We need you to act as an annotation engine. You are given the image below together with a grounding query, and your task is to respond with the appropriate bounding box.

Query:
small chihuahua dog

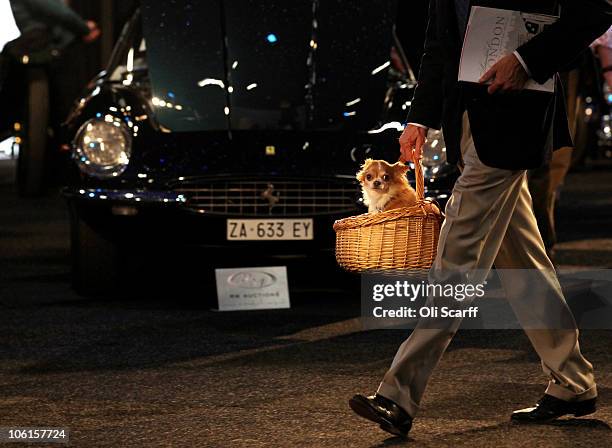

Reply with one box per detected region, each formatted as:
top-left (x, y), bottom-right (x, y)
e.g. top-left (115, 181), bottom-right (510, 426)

top-left (357, 159), bottom-right (417, 213)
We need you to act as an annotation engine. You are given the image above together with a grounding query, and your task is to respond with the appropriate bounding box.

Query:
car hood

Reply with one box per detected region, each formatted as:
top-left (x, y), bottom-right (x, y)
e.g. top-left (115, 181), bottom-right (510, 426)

top-left (141, 0), bottom-right (398, 134)
top-left (134, 129), bottom-right (400, 179)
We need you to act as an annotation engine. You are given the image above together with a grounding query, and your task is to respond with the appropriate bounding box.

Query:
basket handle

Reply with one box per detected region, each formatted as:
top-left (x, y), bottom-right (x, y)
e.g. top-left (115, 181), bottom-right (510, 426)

top-left (398, 155), bottom-right (425, 201)
top-left (414, 159), bottom-right (425, 201)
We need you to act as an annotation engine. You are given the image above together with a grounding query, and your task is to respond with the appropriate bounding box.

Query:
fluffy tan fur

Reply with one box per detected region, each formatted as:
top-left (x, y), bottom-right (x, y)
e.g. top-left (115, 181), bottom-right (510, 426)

top-left (357, 159), bottom-right (417, 213)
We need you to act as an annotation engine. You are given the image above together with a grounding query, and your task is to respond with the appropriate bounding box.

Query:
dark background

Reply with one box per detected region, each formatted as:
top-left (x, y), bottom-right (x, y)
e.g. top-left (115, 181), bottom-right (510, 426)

top-left (67, 0), bottom-right (428, 97)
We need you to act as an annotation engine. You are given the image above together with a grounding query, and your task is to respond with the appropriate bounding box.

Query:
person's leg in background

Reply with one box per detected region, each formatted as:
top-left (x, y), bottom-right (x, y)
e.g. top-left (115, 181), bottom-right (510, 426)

top-left (528, 69), bottom-right (579, 262)
top-left (548, 69), bottom-right (580, 246)
top-left (528, 163), bottom-right (555, 258)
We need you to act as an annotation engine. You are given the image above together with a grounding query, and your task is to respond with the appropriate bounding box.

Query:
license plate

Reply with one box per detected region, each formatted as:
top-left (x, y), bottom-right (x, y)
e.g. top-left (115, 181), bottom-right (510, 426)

top-left (227, 219), bottom-right (314, 241)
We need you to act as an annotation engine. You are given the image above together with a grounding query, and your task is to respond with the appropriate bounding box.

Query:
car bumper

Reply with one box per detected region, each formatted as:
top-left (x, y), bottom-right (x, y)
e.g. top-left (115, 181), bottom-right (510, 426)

top-left (64, 187), bottom-right (353, 252)
top-left (63, 185), bottom-right (452, 251)
top-left (63, 186), bottom-right (452, 207)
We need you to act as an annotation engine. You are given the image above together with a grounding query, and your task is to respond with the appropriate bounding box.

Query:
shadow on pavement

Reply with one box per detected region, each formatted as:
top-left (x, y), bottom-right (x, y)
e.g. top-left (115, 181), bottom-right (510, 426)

top-left (549, 418), bottom-right (611, 429)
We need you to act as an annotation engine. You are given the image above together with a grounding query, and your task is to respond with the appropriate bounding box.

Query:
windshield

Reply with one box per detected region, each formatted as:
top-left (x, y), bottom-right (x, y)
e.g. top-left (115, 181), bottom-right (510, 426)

top-left (141, 0), bottom-right (398, 132)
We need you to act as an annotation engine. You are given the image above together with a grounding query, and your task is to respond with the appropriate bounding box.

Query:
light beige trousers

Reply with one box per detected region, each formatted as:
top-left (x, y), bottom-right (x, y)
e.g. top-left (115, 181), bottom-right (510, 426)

top-left (377, 113), bottom-right (597, 417)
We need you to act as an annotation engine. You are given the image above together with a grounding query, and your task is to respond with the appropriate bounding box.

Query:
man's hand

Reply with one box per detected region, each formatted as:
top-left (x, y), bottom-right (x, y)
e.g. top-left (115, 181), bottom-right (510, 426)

top-left (479, 53), bottom-right (529, 94)
top-left (399, 125), bottom-right (427, 163)
top-left (83, 20), bottom-right (101, 43)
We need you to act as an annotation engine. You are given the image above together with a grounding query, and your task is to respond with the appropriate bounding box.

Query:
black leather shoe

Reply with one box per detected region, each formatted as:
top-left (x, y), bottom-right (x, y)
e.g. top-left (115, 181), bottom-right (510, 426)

top-left (511, 394), bottom-right (597, 423)
top-left (349, 393), bottom-right (413, 437)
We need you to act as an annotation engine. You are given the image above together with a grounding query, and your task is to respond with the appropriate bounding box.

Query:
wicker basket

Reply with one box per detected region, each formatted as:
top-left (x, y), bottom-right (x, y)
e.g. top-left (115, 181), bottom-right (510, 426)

top-left (333, 161), bottom-right (443, 273)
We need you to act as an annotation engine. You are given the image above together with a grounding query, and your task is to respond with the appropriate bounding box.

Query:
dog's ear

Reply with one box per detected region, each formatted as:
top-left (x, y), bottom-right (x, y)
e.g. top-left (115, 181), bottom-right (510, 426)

top-left (391, 161), bottom-right (409, 176)
top-left (361, 158), bottom-right (374, 169)
top-left (356, 167), bottom-right (366, 183)
top-left (356, 158), bottom-right (373, 182)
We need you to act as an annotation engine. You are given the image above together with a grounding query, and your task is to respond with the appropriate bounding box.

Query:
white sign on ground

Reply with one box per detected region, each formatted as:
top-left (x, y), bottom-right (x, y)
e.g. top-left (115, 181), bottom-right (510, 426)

top-left (215, 266), bottom-right (290, 311)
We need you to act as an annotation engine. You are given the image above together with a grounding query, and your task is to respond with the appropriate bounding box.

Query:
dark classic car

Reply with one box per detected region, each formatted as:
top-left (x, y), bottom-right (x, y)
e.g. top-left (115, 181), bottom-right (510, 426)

top-left (61, 0), bottom-right (456, 294)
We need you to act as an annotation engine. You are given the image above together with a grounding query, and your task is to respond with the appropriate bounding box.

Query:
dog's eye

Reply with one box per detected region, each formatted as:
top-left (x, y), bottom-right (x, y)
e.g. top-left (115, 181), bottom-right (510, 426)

top-left (382, 174), bottom-right (390, 181)
top-left (366, 174), bottom-right (372, 181)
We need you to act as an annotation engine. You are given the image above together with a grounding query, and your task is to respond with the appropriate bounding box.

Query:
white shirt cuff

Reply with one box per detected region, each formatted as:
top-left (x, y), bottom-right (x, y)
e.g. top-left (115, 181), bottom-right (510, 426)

top-left (407, 122), bottom-right (428, 130)
top-left (513, 50), bottom-right (532, 77)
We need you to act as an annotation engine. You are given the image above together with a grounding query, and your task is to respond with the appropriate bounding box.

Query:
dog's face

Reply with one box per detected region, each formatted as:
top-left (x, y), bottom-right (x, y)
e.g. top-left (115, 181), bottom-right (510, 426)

top-left (357, 159), bottom-right (409, 194)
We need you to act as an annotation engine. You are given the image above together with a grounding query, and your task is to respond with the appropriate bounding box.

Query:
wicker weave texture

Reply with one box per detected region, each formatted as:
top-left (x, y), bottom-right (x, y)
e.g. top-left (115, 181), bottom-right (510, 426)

top-left (333, 162), bottom-right (443, 273)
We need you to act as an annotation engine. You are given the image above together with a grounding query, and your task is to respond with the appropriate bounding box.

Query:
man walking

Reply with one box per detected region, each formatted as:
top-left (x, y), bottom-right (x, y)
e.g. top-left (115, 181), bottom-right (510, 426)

top-left (350, 0), bottom-right (611, 437)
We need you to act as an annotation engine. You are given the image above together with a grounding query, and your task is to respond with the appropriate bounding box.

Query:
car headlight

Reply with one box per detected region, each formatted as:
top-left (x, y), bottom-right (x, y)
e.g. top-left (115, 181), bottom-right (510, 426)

top-left (74, 118), bottom-right (132, 178)
top-left (421, 129), bottom-right (447, 168)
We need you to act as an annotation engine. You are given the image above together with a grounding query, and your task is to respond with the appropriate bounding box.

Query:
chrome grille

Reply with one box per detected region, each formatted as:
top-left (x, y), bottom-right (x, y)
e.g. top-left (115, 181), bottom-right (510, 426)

top-left (173, 178), bottom-right (360, 216)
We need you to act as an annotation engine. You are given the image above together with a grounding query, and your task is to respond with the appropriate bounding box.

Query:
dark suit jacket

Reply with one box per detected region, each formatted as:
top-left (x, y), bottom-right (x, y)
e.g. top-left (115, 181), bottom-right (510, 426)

top-left (407, 0), bottom-right (611, 169)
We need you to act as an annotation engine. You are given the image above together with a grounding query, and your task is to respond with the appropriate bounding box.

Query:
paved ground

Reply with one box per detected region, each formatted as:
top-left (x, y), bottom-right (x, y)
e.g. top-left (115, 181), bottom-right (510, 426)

top-left (0, 161), bottom-right (611, 447)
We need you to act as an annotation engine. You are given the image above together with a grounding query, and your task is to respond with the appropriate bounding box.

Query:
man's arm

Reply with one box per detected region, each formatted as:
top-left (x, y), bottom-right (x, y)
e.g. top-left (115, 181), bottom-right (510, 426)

top-left (516, 0), bottom-right (612, 84)
top-left (22, 0), bottom-right (90, 36)
top-left (405, 0), bottom-right (444, 130)
top-left (399, 0), bottom-right (444, 163)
